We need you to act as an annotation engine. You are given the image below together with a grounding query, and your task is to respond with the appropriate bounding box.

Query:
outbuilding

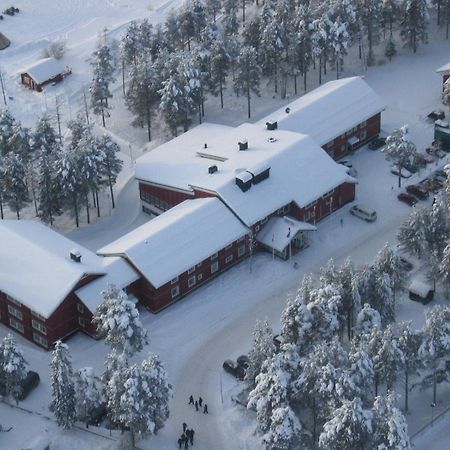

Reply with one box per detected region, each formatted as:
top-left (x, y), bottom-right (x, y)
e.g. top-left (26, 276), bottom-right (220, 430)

top-left (0, 32), bottom-right (11, 50)
top-left (20, 57), bottom-right (68, 92)
top-left (436, 62), bottom-right (450, 92)
top-left (408, 279), bottom-right (434, 304)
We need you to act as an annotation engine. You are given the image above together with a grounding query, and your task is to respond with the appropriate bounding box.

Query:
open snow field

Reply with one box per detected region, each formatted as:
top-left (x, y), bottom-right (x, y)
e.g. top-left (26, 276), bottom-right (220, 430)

top-left (1, 2), bottom-right (450, 450)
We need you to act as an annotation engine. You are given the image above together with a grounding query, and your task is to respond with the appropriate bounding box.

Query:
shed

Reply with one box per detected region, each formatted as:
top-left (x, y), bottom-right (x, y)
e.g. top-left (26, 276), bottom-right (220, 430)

top-left (408, 279), bottom-right (434, 304)
top-left (0, 32), bottom-right (11, 50)
top-left (436, 62), bottom-right (450, 91)
top-left (20, 57), bottom-right (67, 92)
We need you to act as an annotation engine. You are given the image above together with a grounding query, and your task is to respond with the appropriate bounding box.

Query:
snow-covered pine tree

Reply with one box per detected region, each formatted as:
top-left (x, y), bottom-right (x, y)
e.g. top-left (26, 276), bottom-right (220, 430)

top-left (50, 341), bottom-right (76, 429)
top-left (120, 21), bottom-right (140, 69)
top-left (397, 206), bottom-right (425, 258)
top-left (234, 46), bottom-right (261, 118)
top-left (209, 36), bottom-right (231, 109)
top-left (97, 134), bottom-right (122, 210)
top-left (383, 125), bottom-right (418, 187)
top-left (242, 16), bottom-right (261, 55)
top-left (337, 257), bottom-right (356, 339)
top-left (355, 303), bottom-right (381, 336)
top-left (90, 37), bottom-right (115, 127)
top-left (372, 392), bottom-right (410, 450)
top-left (93, 283), bottom-right (148, 359)
top-left (223, 0), bottom-right (240, 36)
top-left (0, 334), bottom-right (28, 403)
top-left (400, 0), bottom-right (429, 53)
top-left (246, 319), bottom-right (276, 388)
top-left (73, 366), bottom-right (103, 424)
top-left (373, 243), bottom-right (404, 292)
top-left (2, 151), bottom-right (29, 219)
top-left (374, 271), bottom-right (395, 325)
top-left (137, 19), bottom-right (154, 56)
top-left (417, 305), bottom-right (450, 404)
top-left (205, 0), bottom-right (222, 23)
top-left (383, 0), bottom-right (401, 37)
top-left (319, 397), bottom-right (372, 450)
top-left (397, 321), bottom-right (421, 412)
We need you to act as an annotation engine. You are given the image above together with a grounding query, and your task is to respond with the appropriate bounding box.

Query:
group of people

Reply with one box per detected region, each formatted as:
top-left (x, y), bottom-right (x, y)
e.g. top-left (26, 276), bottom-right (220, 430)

top-left (178, 423), bottom-right (195, 449)
top-left (189, 395), bottom-right (208, 414)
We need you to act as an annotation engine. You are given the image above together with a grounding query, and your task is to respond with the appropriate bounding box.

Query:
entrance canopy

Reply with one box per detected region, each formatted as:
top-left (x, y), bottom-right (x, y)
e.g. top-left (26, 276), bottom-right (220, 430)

top-left (256, 216), bottom-right (316, 253)
top-left (347, 136), bottom-right (360, 147)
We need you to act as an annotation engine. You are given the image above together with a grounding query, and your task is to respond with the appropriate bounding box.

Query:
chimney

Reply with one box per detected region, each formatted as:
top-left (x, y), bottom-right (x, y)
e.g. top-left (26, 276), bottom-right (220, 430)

top-left (238, 139), bottom-right (248, 151)
top-left (204, 143), bottom-right (208, 149)
top-left (266, 121), bottom-right (278, 131)
top-left (70, 249), bottom-right (82, 263)
top-left (208, 165), bottom-right (218, 174)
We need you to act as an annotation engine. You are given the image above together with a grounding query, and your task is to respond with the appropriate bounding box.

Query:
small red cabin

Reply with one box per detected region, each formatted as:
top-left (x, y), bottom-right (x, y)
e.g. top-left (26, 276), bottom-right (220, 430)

top-left (20, 57), bottom-right (67, 92)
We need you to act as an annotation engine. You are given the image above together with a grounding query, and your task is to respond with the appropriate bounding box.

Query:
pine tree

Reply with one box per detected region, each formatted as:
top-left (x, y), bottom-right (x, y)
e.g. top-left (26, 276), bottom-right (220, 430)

top-left (319, 398), bottom-right (372, 450)
top-left (93, 284), bottom-right (148, 359)
top-left (383, 0), bottom-right (401, 37)
top-left (205, 0), bottom-right (222, 23)
top-left (50, 341), bottom-right (76, 429)
top-left (385, 38), bottom-right (397, 61)
top-left (400, 0), bottom-right (429, 53)
top-left (355, 0), bottom-right (383, 65)
top-left (2, 152), bottom-right (29, 219)
top-left (0, 334), bottom-right (28, 403)
top-left (73, 367), bottom-right (103, 424)
top-left (372, 392), bottom-right (410, 450)
top-left (397, 206), bottom-right (425, 258)
top-left (338, 258), bottom-right (357, 339)
top-left (355, 303), bottom-right (382, 335)
top-left (120, 21), bottom-right (140, 68)
top-left (209, 37), bottom-right (230, 109)
top-left (263, 405), bottom-right (304, 450)
top-left (223, 0), bottom-right (240, 36)
top-left (246, 319), bottom-right (276, 388)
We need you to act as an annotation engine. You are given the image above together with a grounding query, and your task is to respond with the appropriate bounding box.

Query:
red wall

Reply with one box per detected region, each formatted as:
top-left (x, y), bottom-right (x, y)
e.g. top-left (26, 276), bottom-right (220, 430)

top-left (323, 113), bottom-right (381, 160)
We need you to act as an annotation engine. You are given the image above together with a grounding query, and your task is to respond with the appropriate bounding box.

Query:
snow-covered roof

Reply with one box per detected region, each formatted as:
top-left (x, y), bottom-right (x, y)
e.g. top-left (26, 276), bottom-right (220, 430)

top-left (75, 256), bottom-right (140, 313)
top-left (97, 198), bottom-right (249, 289)
top-left (436, 62), bottom-right (450, 74)
top-left (256, 216), bottom-right (316, 253)
top-left (136, 122), bottom-right (355, 226)
top-left (258, 77), bottom-right (385, 146)
top-left (409, 279), bottom-right (433, 298)
top-left (0, 220), bottom-right (105, 318)
top-left (21, 57), bottom-right (64, 84)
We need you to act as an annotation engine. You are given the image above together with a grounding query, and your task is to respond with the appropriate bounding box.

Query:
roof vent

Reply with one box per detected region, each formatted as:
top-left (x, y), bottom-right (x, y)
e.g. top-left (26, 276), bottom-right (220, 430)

top-left (70, 249), bottom-right (82, 263)
top-left (208, 165), bottom-right (218, 174)
top-left (247, 161), bottom-right (270, 184)
top-left (236, 171), bottom-right (253, 192)
top-left (238, 139), bottom-right (248, 151)
top-left (267, 137), bottom-right (277, 143)
top-left (266, 120), bottom-right (278, 130)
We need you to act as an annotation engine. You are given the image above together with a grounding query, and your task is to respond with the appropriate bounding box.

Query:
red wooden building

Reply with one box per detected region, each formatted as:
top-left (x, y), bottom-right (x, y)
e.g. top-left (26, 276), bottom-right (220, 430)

top-left (437, 62), bottom-right (450, 92)
top-left (0, 221), bottom-right (139, 349)
top-left (20, 57), bottom-right (67, 92)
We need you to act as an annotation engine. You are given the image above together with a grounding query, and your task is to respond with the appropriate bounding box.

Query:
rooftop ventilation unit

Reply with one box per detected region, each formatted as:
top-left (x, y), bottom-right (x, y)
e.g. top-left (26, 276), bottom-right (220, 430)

top-left (267, 137), bottom-right (277, 143)
top-left (70, 249), bottom-right (82, 263)
top-left (247, 161), bottom-right (270, 185)
top-left (238, 139), bottom-right (248, 151)
top-left (208, 165), bottom-right (218, 174)
top-left (235, 171), bottom-right (253, 192)
top-left (266, 121), bottom-right (278, 130)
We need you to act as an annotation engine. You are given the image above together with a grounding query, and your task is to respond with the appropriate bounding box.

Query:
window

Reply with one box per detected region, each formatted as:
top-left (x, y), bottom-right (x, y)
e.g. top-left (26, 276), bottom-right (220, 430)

top-left (238, 245), bottom-right (246, 257)
top-left (196, 262), bottom-right (202, 269)
top-left (32, 319), bottom-right (47, 335)
top-left (77, 303), bottom-right (84, 314)
top-left (33, 333), bottom-right (48, 348)
top-left (188, 266), bottom-right (196, 274)
top-left (8, 305), bottom-right (23, 320)
top-left (282, 205), bottom-right (290, 214)
top-left (78, 317), bottom-right (85, 328)
top-left (171, 286), bottom-right (180, 298)
top-left (9, 318), bottom-right (24, 333)
top-left (225, 244), bottom-right (233, 250)
top-left (210, 252), bottom-right (218, 261)
top-left (327, 139), bottom-right (334, 147)
top-left (359, 120), bottom-right (367, 128)
top-left (260, 217), bottom-right (268, 225)
top-left (31, 310), bottom-right (46, 321)
top-left (140, 191), bottom-right (171, 212)
top-left (225, 255), bottom-right (234, 264)
top-left (238, 236), bottom-right (245, 242)
top-left (304, 200), bottom-right (317, 210)
top-left (360, 130), bottom-right (367, 140)
top-left (197, 273), bottom-right (203, 281)
top-left (188, 276), bottom-right (196, 288)
top-left (6, 295), bottom-right (21, 306)
top-left (211, 261), bottom-right (219, 274)
top-left (171, 276), bottom-right (179, 285)
top-left (254, 225), bottom-right (260, 232)
top-left (322, 189), bottom-right (335, 199)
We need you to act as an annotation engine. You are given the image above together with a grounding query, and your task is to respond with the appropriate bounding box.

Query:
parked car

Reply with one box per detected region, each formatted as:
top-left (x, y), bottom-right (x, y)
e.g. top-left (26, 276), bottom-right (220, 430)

top-left (390, 167), bottom-right (413, 178)
top-left (433, 171), bottom-right (447, 184)
top-left (418, 153), bottom-right (436, 164)
top-left (434, 169), bottom-right (448, 179)
top-left (398, 193), bottom-right (418, 206)
top-left (427, 109), bottom-right (445, 121)
top-left (426, 146), bottom-right (446, 158)
top-left (349, 205), bottom-right (377, 222)
top-left (398, 256), bottom-right (414, 272)
top-left (237, 355), bottom-right (250, 370)
top-left (368, 137), bottom-right (386, 150)
top-left (420, 178), bottom-right (442, 193)
top-left (18, 371), bottom-right (40, 400)
top-left (406, 184), bottom-right (429, 200)
top-left (87, 403), bottom-right (108, 426)
top-left (223, 359), bottom-right (245, 380)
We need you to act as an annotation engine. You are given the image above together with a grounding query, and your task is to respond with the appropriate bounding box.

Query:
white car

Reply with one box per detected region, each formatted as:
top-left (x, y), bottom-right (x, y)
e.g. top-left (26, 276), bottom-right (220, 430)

top-left (350, 205), bottom-right (377, 222)
top-left (390, 167), bottom-right (413, 178)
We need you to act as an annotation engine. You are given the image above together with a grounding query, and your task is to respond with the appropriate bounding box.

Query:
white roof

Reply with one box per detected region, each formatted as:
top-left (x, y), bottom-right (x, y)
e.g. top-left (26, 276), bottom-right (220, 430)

top-left (256, 216), bottom-right (316, 253)
top-left (75, 257), bottom-right (140, 312)
top-left (98, 198), bottom-right (249, 288)
top-left (0, 220), bottom-right (105, 318)
top-left (21, 57), bottom-right (64, 84)
top-left (409, 279), bottom-right (433, 297)
top-left (136, 122), bottom-right (355, 226)
top-left (436, 62), bottom-right (450, 74)
top-left (258, 77), bottom-right (385, 145)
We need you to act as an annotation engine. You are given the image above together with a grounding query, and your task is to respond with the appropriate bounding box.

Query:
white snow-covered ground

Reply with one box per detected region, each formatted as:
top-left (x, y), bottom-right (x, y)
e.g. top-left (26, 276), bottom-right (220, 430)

top-left (1, 2), bottom-right (450, 449)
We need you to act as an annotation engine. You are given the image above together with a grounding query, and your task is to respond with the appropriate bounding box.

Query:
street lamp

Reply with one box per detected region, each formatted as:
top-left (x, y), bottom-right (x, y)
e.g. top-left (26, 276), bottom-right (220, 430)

top-left (431, 402), bottom-right (436, 426)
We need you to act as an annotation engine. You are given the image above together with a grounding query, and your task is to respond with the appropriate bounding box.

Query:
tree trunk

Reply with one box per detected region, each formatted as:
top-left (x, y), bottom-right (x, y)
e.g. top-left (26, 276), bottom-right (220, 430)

top-left (122, 60), bottom-right (126, 96)
top-left (108, 172), bottom-right (115, 209)
top-left (101, 102), bottom-right (106, 128)
top-left (247, 84), bottom-right (251, 118)
top-left (319, 56), bottom-right (322, 85)
top-left (198, 104), bottom-right (202, 124)
top-left (404, 368), bottom-right (409, 413)
top-left (0, 196), bottom-right (3, 219)
top-left (219, 79), bottom-right (224, 108)
top-left (92, 190), bottom-right (96, 208)
top-left (242, 0), bottom-right (246, 23)
top-left (85, 193), bottom-right (90, 224)
top-left (95, 190), bottom-right (100, 217)
top-left (433, 360), bottom-right (437, 404)
top-left (303, 70), bottom-right (307, 91)
top-left (146, 108), bottom-right (152, 141)
top-left (294, 74), bottom-right (297, 95)
top-left (73, 193), bottom-right (79, 228)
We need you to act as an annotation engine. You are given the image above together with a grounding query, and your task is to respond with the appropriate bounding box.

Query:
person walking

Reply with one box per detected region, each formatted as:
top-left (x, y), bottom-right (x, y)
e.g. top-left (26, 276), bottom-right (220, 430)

top-left (203, 403), bottom-right (208, 414)
top-left (198, 397), bottom-right (203, 407)
top-left (195, 400), bottom-right (199, 411)
top-left (183, 422), bottom-right (187, 433)
top-left (178, 437), bottom-right (183, 449)
top-left (188, 395), bottom-right (194, 405)
top-left (184, 438), bottom-right (189, 449)
top-left (189, 429), bottom-right (195, 445)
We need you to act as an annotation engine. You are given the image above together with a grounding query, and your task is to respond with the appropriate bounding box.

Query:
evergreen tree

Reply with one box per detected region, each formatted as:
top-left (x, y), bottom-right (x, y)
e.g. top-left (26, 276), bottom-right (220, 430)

top-left (355, 0), bottom-right (383, 65)
top-left (0, 334), bottom-right (28, 403)
top-left (383, 0), bottom-right (401, 37)
top-left (385, 38), bottom-right (397, 61)
top-left (293, 4), bottom-right (314, 92)
top-left (2, 152), bottom-right (29, 219)
top-left (50, 341), bottom-right (76, 429)
top-left (372, 392), bottom-right (410, 450)
top-left (400, 0), bottom-right (429, 53)
top-left (223, 0), bottom-right (240, 36)
top-left (209, 38), bottom-right (231, 109)
top-left (205, 0), bottom-right (222, 23)
top-left (73, 367), bottom-right (103, 424)
top-left (246, 319), bottom-right (276, 388)
top-left (164, 12), bottom-right (182, 51)
top-left (120, 21), bottom-right (141, 68)
top-left (263, 405), bottom-right (304, 450)
top-left (397, 206), bottom-right (425, 258)
top-left (319, 398), bottom-right (372, 450)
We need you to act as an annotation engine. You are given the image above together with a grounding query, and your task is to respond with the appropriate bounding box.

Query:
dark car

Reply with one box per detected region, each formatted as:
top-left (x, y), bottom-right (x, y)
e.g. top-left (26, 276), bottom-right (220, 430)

top-left (17, 371), bottom-right (40, 400)
top-left (368, 137), bottom-right (386, 150)
top-left (88, 403), bottom-right (108, 426)
top-left (427, 109), bottom-right (445, 121)
top-left (418, 153), bottom-right (435, 164)
top-left (223, 359), bottom-right (245, 380)
top-left (398, 257), bottom-right (414, 272)
top-left (420, 178), bottom-right (443, 193)
top-left (398, 193), bottom-right (418, 206)
top-left (406, 184), bottom-right (429, 200)
top-left (236, 355), bottom-right (250, 370)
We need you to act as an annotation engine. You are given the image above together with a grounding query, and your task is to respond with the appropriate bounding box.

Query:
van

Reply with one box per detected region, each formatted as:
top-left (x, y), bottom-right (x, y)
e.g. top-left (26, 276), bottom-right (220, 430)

top-left (349, 205), bottom-right (377, 222)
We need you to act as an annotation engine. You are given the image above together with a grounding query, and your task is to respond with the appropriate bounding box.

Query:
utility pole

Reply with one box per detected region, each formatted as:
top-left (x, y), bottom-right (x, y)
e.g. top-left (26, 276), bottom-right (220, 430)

top-left (55, 96), bottom-right (62, 144)
top-left (0, 70), bottom-right (7, 106)
top-left (83, 88), bottom-right (90, 124)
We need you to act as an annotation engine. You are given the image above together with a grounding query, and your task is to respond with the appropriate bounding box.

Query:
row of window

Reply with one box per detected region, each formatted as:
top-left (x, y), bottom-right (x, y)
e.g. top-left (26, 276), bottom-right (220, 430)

top-left (140, 191), bottom-right (171, 212)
